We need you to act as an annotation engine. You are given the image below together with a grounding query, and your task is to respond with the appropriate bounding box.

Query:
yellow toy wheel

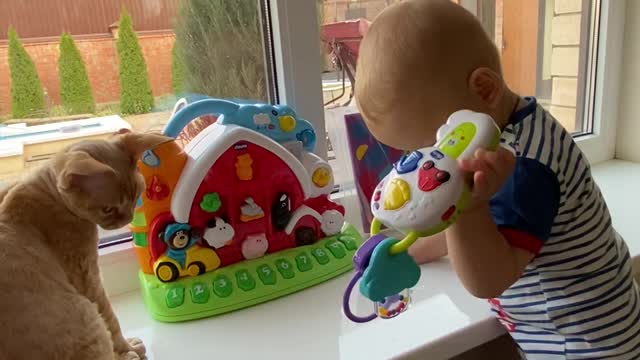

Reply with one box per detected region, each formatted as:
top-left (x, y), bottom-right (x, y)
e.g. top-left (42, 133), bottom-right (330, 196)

top-left (187, 261), bottom-right (206, 277)
top-left (156, 262), bottom-right (179, 283)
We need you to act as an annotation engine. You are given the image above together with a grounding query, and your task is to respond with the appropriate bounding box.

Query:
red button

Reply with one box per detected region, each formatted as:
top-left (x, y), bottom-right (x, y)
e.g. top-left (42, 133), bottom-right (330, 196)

top-left (441, 205), bottom-right (456, 221)
top-left (374, 191), bottom-right (381, 201)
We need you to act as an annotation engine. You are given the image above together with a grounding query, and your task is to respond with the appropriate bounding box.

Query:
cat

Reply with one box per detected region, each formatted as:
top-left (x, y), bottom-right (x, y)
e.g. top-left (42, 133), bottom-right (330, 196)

top-left (0, 131), bottom-right (171, 360)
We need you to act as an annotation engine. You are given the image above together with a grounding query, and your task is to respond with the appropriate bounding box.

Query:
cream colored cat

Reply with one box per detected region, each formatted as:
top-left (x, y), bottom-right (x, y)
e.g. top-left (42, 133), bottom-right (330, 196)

top-left (0, 132), bottom-right (171, 360)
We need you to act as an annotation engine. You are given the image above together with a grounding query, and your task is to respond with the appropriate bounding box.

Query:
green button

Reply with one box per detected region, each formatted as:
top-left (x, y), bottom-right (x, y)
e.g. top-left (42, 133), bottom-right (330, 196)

top-left (200, 192), bottom-right (222, 212)
top-left (190, 282), bottom-right (209, 304)
top-left (165, 286), bottom-right (185, 308)
top-left (325, 240), bottom-right (346, 259)
top-left (257, 264), bottom-right (277, 285)
top-left (275, 259), bottom-right (295, 279)
top-left (235, 270), bottom-right (256, 291)
top-left (295, 252), bottom-right (313, 272)
top-left (311, 248), bottom-right (330, 265)
top-left (132, 232), bottom-right (147, 247)
top-left (338, 235), bottom-right (358, 250)
top-left (131, 211), bottom-right (146, 227)
top-left (213, 275), bottom-right (233, 298)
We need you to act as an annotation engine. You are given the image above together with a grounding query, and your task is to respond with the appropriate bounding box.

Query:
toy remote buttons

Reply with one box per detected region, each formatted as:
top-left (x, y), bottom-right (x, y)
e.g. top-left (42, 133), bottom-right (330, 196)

top-left (130, 98), bottom-right (363, 322)
top-left (343, 110), bottom-right (501, 322)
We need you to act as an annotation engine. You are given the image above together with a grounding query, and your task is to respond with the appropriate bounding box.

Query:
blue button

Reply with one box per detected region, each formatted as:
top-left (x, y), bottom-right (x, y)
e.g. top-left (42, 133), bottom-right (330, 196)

top-left (394, 151), bottom-right (423, 174)
top-left (141, 150), bottom-right (160, 167)
top-left (430, 150), bottom-right (444, 160)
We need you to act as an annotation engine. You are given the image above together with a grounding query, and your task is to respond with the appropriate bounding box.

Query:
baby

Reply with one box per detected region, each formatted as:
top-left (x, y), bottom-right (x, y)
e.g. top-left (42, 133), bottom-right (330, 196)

top-left (355, 0), bottom-right (640, 359)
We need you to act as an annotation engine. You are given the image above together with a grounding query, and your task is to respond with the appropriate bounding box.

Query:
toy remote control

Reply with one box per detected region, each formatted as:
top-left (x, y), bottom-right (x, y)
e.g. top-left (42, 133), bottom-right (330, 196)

top-left (343, 110), bottom-right (501, 322)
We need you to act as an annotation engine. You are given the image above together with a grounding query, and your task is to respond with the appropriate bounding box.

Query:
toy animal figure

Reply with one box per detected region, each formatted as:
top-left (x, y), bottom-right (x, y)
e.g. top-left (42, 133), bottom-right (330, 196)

top-left (235, 154), bottom-right (253, 181)
top-left (163, 223), bottom-right (198, 267)
top-left (271, 193), bottom-right (292, 230)
top-left (203, 217), bottom-right (235, 249)
top-left (240, 197), bottom-right (265, 222)
top-left (241, 234), bottom-right (269, 259)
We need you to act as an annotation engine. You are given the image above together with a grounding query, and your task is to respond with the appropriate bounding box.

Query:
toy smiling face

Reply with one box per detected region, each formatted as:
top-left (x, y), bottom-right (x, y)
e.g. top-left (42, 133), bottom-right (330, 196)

top-left (203, 217), bottom-right (235, 249)
top-left (170, 230), bottom-right (190, 249)
top-left (418, 160), bottom-right (451, 192)
top-left (370, 147), bottom-right (466, 235)
top-left (241, 234), bottom-right (269, 260)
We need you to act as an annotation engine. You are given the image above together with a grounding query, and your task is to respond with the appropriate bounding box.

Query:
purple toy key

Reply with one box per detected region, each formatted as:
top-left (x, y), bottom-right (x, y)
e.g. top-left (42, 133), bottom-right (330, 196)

top-left (353, 234), bottom-right (388, 271)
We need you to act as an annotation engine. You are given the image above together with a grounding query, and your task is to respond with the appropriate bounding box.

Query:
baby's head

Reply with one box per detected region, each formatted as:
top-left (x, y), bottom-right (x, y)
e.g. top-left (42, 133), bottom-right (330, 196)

top-left (355, 0), bottom-right (514, 150)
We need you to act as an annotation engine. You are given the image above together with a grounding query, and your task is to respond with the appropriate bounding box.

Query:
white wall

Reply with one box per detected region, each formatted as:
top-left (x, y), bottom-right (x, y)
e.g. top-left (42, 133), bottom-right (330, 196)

top-left (615, 0), bottom-right (640, 161)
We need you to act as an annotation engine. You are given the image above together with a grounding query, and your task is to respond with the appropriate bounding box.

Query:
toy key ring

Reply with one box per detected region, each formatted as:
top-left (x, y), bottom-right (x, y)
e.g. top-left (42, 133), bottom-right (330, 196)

top-left (342, 110), bottom-right (502, 323)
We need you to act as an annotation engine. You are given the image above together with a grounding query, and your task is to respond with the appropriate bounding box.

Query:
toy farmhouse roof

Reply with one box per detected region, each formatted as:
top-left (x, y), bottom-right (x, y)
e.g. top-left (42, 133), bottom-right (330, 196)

top-left (170, 123), bottom-right (324, 224)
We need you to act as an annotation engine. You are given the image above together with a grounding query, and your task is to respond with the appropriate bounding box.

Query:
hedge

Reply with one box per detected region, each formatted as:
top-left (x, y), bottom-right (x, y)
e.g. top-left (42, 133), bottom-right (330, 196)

top-left (173, 0), bottom-right (266, 101)
top-left (7, 27), bottom-right (45, 118)
top-left (116, 9), bottom-right (154, 115)
top-left (58, 33), bottom-right (95, 114)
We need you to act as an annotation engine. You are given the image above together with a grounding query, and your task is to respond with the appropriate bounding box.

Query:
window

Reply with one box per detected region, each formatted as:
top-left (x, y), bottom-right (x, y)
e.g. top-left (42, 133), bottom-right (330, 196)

top-left (0, 0), bottom-right (623, 258)
top-left (318, 0), bottom-right (608, 195)
top-left (0, 0), bottom-right (274, 245)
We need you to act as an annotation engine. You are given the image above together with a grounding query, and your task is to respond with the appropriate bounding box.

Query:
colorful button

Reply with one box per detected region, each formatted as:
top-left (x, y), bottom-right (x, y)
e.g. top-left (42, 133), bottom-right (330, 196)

top-left (279, 115), bottom-right (297, 132)
top-left (311, 248), bottom-right (330, 265)
top-left (131, 212), bottom-right (146, 227)
top-left (275, 259), bottom-right (295, 279)
top-left (312, 167), bottom-right (331, 188)
top-left (373, 191), bottom-right (381, 202)
top-left (338, 235), bottom-right (358, 250)
top-left (394, 151), bottom-right (423, 174)
top-left (257, 264), bottom-right (277, 285)
top-left (132, 232), bottom-right (147, 247)
top-left (383, 178), bottom-right (411, 210)
top-left (190, 282), bottom-right (210, 304)
top-left (141, 149), bottom-right (160, 167)
top-left (295, 252), bottom-right (313, 272)
top-left (213, 275), bottom-right (233, 298)
top-left (235, 270), bottom-right (256, 291)
top-left (146, 175), bottom-right (170, 201)
top-left (165, 286), bottom-right (185, 308)
top-left (325, 240), bottom-right (346, 259)
top-left (200, 193), bottom-right (222, 213)
top-left (235, 154), bottom-right (253, 181)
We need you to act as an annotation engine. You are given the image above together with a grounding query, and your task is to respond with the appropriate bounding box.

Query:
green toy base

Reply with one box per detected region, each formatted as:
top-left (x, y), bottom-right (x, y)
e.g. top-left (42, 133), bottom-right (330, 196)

top-left (139, 223), bottom-right (363, 322)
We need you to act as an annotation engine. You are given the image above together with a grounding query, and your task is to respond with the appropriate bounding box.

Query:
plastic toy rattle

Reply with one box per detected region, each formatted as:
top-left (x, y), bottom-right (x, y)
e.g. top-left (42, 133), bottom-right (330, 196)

top-left (342, 110), bottom-right (502, 322)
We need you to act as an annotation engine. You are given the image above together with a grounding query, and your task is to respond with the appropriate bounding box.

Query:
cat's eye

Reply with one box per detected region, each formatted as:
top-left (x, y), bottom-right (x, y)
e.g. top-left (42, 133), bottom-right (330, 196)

top-left (102, 206), bottom-right (116, 214)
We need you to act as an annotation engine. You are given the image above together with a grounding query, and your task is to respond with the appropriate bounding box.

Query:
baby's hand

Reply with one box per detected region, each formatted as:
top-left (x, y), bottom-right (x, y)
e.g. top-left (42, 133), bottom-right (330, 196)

top-left (458, 147), bottom-right (515, 207)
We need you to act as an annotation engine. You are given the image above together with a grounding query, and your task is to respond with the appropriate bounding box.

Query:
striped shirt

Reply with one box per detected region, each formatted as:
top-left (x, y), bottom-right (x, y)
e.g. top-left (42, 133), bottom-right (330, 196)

top-left (488, 97), bottom-right (640, 359)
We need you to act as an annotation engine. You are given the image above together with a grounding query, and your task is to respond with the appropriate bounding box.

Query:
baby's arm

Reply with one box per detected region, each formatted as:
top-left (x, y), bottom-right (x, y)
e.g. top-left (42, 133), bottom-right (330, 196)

top-left (408, 233), bottom-right (447, 264)
top-left (447, 149), bottom-right (560, 298)
top-left (446, 205), bottom-right (535, 298)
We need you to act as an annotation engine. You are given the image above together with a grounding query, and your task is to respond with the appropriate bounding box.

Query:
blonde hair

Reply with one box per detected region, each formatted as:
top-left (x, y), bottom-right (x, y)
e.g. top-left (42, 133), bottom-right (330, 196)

top-left (355, 0), bottom-right (501, 127)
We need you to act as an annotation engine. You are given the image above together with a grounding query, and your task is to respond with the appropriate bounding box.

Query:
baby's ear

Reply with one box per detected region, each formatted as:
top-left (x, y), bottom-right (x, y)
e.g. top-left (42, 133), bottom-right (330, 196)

top-left (57, 151), bottom-right (117, 192)
top-left (468, 67), bottom-right (504, 109)
top-left (115, 132), bottom-right (172, 160)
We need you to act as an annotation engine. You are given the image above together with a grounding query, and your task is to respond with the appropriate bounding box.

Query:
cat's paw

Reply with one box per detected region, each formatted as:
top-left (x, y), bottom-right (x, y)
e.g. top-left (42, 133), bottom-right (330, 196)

top-left (127, 337), bottom-right (146, 358)
top-left (116, 351), bottom-right (142, 360)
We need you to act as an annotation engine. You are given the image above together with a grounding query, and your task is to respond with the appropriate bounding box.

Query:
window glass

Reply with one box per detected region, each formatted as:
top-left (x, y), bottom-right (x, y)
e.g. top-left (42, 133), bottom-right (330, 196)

top-left (319, 0), bottom-right (600, 195)
top-left (0, 0), bottom-right (272, 245)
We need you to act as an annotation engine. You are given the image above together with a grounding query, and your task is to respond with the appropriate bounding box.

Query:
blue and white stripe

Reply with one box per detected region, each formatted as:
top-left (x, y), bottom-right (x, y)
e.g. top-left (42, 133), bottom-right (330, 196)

top-left (493, 101), bottom-right (640, 359)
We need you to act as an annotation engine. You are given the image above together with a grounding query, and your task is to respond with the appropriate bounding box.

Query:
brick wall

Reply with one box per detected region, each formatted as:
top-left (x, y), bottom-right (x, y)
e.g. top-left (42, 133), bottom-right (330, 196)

top-left (549, 0), bottom-right (583, 132)
top-left (0, 32), bottom-right (175, 115)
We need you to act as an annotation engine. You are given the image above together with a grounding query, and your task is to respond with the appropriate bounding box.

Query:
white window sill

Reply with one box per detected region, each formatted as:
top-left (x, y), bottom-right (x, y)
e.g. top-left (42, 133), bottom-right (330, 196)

top-left (104, 159), bottom-right (640, 360)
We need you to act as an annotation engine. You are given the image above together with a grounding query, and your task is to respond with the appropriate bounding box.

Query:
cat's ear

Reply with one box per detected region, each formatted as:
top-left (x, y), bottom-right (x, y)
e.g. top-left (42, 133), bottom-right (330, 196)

top-left (114, 132), bottom-right (172, 160)
top-left (57, 151), bottom-right (117, 192)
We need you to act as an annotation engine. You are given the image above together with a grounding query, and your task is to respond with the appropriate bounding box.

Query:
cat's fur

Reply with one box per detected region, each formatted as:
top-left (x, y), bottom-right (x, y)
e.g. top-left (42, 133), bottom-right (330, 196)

top-left (0, 132), bottom-right (170, 360)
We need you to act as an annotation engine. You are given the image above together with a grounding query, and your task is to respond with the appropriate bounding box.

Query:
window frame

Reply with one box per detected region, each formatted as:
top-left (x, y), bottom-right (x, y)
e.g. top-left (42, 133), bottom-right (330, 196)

top-left (573, 0), bottom-right (625, 165)
top-left (99, 0), bottom-right (626, 296)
